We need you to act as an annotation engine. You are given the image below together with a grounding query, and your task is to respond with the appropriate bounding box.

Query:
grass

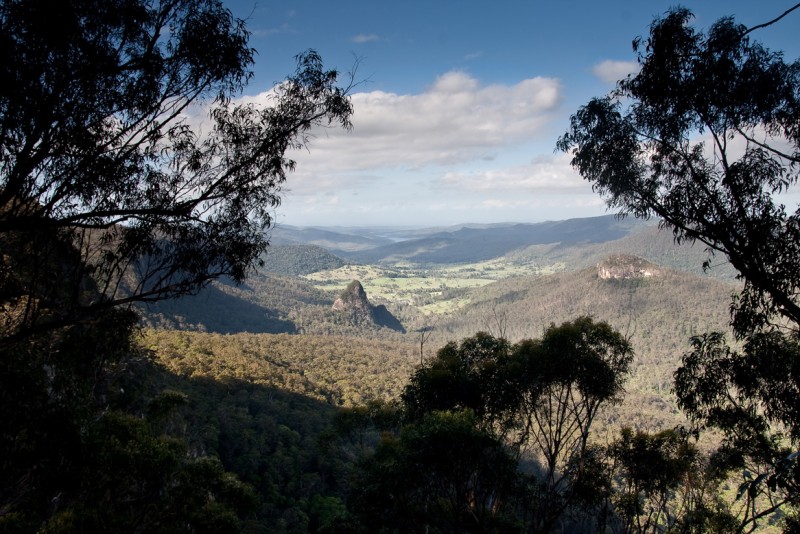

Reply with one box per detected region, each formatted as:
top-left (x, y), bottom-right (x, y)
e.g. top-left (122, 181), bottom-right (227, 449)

top-left (302, 259), bottom-right (558, 315)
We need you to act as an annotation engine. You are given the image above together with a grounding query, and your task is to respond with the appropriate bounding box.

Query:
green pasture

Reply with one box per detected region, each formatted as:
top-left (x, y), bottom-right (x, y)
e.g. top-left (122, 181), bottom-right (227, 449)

top-left (304, 265), bottom-right (495, 301)
top-left (301, 259), bottom-right (557, 314)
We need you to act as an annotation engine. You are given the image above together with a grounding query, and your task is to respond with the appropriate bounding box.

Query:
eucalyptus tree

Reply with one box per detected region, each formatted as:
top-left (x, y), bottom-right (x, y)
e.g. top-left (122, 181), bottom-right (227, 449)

top-left (512, 317), bottom-right (633, 531)
top-left (0, 0), bottom-right (353, 343)
top-left (558, 6), bottom-right (800, 530)
top-left (675, 331), bottom-right (800, 532)
top-left (557, 5), bottom-right (800, 336)
top-left (395, 318), bottom-right (633, 531)
top-left (0, 0), bottom-right (352, 527)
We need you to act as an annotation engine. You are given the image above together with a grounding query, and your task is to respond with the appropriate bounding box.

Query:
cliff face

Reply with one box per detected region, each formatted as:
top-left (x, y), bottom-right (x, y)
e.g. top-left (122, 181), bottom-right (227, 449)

top-left (332, 280), bottom-right (405, 332)
top-left (332, 280), bottom-right (373, 318)
top-left (597, 254), bottom-right (662, 280)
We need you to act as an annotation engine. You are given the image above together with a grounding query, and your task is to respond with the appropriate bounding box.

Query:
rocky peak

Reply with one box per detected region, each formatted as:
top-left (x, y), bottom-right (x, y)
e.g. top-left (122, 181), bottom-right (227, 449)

top-left (332, 280), bottom-right (372, 315)
top-left (597, 254), bottom-right (662, 280)
top-left (332, 280), bottom-right (405, 333)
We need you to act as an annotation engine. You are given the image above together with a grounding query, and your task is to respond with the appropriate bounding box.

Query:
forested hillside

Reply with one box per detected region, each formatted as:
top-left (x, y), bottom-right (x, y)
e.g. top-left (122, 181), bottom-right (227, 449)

top-left (143, 331), bottom-right (418, 408)
top-left (136, 218), bottom-right (740, 435)
top-left (138, 247), bottom-right (739, 437)
top-left (6, 0), bottom-right (798, 531)
top-left (436, 262), bottom-right (736, 346)
top-left (503, 223), bottom-right (738, 279)
top-left (432, 263), bottom-right (738, 431)
top-left (141, 252), bottom-right (738, 436)
top-left (261, 244), bottom-right (348, 276)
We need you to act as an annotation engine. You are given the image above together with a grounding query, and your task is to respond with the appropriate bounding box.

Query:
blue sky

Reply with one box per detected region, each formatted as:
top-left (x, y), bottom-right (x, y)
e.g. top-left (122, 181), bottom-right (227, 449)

top-left (222, 1), bottom-right (800, 228)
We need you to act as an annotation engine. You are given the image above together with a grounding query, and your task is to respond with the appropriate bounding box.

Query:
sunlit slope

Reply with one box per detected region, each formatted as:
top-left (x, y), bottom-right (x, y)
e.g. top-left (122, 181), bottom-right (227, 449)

top-left (428, 263), bottom-right (739, 430)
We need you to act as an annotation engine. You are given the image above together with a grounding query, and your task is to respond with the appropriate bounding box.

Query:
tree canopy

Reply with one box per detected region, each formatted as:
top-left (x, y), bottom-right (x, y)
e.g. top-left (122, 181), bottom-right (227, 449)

top-left (0, 0), bottom-right (353, 342)
top-left (559, 6), bottom-right (800, 530)
top-left (364, 318), bottom-right (634, 531)
top-left (674, 331), bottom-right (800, 528)
top-left (557, 5), bottom-right (800, 336)
top-left (0, 0), bottom-right (353, 528)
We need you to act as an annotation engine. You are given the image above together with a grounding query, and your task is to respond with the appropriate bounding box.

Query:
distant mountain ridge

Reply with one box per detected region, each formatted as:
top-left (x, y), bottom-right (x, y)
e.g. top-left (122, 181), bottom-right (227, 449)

top-left (267, 215), bottom-right (734, 279)
top-left (261, 244), bottom-right (346, 276)
top-left (138, 215), bottom-right (737, 336)
top-left (269, 225), bottom-right (393, 251)
top-left (339, 215), bottom-right (643, 264)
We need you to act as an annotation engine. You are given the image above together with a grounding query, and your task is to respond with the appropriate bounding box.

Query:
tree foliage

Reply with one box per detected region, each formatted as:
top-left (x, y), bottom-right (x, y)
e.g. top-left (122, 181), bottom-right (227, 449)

top-left (674, 331), bottom-right (800, 530)
top-left (609, 427), bottom-right (735, 533)
top-left (359, 318), bottom-right (633, 531)
top-left (0, 0), bottom-right (354, 528)
top-left (351, 410), bottom-right (524, 533)
top-left (559, 7), bottom-right (800, 530)
top-left (513, 317), bottom-right (633, 530)
top-left (0, 311), bottom-right (259, 532)
top-left (0, 0), bottom-right (353, 342)
top-left (556, 6), bottom-right (800, 336)
top-left (401, 332), bottom-right (514, 430)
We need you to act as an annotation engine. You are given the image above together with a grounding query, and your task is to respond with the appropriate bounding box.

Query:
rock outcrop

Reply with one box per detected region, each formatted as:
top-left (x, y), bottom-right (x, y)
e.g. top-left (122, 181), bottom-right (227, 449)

top-left (332, 280), bottom-right (373, 317)
top-left (597, 254), bottom-right (662, 280)
top-left (332, 280), bottom-right (405, 332)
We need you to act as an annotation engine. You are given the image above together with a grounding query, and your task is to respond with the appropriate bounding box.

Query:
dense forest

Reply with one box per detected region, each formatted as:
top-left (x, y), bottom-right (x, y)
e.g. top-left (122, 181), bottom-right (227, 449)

top-left (111, 233), bottom-right (777, 531)
top-left (2, 0), bottom-right (799, 532)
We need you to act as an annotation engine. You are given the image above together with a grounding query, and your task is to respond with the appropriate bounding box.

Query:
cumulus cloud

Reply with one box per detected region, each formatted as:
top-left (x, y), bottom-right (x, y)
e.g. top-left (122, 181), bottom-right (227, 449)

top-left (592, 60), bottom-right (639, 84)
top-left (352, 33), bottom-right (379, 43)
top-left (285, 70), bottom-right (562, 175)
top-left (436, 154), bottom-right (586, 193)
top-left (197, 70), bottom-right (561, 182)
top-left (186, 71), bottom-right (587, 225)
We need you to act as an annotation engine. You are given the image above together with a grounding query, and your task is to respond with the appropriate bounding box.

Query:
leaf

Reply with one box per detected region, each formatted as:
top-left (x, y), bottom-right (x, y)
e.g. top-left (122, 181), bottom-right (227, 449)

top-left (736, 480), bottom-right (750, 501)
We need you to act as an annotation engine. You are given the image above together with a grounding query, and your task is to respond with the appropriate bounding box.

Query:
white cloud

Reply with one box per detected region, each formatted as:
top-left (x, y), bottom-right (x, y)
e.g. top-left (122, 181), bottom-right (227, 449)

top-left (592, 60), bottom-right (639, 84)
top-left (187, 71), bottom-right (592, 226)
top-left (351, 33), bottom-right (379, 43)
top-left (436, 154), bottom-right (587, 193)
top-left (284, 71), bottom-right (562, 176)
top-left (205, 71), bottom-right (562, 183)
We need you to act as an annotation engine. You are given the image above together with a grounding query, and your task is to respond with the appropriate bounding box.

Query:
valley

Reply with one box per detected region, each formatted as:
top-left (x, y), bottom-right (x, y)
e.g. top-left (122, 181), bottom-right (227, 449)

top-left (123, 214), bottom-right (765, 530)
top-left (139, 214), bottom-right (740, 434)
top-left (7, 3), bottom-right (797, 529)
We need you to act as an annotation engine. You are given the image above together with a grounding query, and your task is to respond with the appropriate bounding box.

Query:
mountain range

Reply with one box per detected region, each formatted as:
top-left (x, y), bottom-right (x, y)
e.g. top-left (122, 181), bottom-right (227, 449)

top-left (137, 214), bottom-right (743, 440)
top-left (266, 215), bottom-right (735, 278)
top-left (139, 215), bottom-right (737, 348)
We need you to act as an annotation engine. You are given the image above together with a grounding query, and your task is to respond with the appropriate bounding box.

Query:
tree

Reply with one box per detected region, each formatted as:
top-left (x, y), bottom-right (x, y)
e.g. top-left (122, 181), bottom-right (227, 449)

top-left (396, 318), bottom-right (633, 531)
top-left (0, 0), bottom-right (353, 527)
top-left (609, 427), bottom-right (735, 534)
top-left (557, 6), bottom-right (800, 530)
top-left (350, 410), bottom-right (525, 533)
top-left (556, 5), bottom-right (800, 336)
top-left (0, 0), bottom-right (353, 343)
top-left (674, 331), bottom-right (800, 531)
top-left (401, 332), bottom-right (515, 433)
top-left (512, 317), bottom-right (633, 531)
top-left (0, 309), bottom-right (259, 532)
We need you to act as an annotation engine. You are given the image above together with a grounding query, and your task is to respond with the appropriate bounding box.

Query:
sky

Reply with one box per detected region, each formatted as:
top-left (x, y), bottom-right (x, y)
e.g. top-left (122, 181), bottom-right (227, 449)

top-left (220, 1), bottom-right (800, 228)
